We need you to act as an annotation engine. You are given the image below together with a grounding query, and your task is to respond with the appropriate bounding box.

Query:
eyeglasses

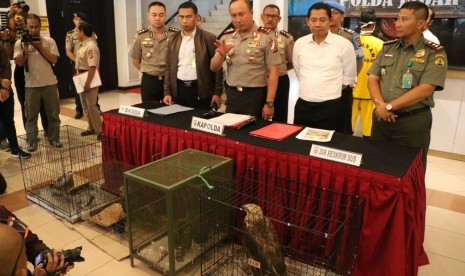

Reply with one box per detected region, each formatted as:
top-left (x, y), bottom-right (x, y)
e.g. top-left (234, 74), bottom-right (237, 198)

top-left (262, 14), bottom-right (280, 20)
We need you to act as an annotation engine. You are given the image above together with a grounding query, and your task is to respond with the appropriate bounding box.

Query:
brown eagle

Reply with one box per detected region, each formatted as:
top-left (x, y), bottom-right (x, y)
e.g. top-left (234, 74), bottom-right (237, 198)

top-left (242, 203), bottom-right (287, 276)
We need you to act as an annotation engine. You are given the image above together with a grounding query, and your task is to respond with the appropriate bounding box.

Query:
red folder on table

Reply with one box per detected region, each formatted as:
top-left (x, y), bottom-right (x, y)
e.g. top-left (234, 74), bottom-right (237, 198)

top-left (249, 123), bottom-right (302, 141)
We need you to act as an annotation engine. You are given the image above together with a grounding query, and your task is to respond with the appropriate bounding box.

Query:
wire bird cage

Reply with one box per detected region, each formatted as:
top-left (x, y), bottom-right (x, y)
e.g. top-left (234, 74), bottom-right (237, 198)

top-left (18, 126), bottom-right (120, 223)
top-left (123, 149), bottom-right (233, 276)
top-left (200, 168), bottom-right (365, 276)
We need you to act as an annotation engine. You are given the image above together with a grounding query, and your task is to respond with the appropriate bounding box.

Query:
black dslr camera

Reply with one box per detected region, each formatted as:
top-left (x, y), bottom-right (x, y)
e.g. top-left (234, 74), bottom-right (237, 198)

top-left (34, 246), bottom-right (85, 272)
top-left (14, 1), bottom-right (30, 10)
top-left (21, 32), bottom-right (40, 43)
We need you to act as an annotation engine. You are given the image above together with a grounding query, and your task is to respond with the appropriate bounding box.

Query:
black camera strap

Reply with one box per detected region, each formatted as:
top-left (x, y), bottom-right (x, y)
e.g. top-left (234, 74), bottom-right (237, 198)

top-left (21, 41), bottom-right (54, 72)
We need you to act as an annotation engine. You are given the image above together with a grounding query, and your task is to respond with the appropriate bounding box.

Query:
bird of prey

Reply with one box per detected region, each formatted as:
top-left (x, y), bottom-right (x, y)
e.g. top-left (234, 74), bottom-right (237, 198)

top-left (242, 204), bottom-right (287, 276)
top-left (53, 171), bottom-right (74, 195)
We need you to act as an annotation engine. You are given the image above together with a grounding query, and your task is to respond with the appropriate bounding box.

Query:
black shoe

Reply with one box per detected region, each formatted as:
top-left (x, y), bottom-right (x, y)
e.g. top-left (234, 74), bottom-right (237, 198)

top-left (81, 129), bottom-right (96, 136)
top-left (11, 148), bottom-right (32, 159)
top-left (49, 140), bottom-right (63, 148)
top-left (27, 142), bottom-right (37, 152)
top-left (75, 111), bottom-right (83, 119)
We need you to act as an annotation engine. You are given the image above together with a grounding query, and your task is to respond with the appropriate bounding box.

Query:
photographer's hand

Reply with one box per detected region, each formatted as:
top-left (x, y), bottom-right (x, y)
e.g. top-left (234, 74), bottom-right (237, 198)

top-left (43, 250), bottom-right (69, 275)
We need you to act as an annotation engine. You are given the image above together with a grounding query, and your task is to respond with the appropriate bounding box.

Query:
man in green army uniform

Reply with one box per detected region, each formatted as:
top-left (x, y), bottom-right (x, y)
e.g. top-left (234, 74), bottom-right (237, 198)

top-left (130, 1), bottom-right (178, 103)
top-left (211, 0), bottom-right (281, 120)
top-left (260, 4), bottom-right (294, 123)
top-left (368, 1), bottom-right (447, 171)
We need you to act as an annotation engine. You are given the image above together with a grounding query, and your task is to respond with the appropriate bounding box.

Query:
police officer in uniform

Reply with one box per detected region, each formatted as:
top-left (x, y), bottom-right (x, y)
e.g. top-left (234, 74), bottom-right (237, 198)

top-left (261, 4), bottom-right (294, 123)
top-left (211, 0), bottom-right (280, 120)
top-left (327, 1), bottom-right (364, 134)
top-left (66, 12), bottom-right (100, 119)
top-left (75, 22), bottom-right (102, 141)
top-left (130, 1), bottom-right (178, 103)
top-left (368, 2), bottom-right (447, 171)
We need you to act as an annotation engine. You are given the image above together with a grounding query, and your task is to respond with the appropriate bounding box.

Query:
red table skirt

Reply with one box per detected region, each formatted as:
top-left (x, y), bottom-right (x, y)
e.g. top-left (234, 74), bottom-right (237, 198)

top-left (103, 113), bottom-right (428, 276)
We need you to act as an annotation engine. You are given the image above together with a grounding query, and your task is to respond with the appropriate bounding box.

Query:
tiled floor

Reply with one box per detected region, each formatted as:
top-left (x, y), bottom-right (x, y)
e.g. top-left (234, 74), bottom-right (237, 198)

top-left (1, 90), bottom-right (464, 275)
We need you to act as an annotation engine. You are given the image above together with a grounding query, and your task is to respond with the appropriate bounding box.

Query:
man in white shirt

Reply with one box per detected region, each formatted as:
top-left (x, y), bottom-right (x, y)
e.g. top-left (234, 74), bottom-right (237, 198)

top-left (423, 7), bottom-right (440, 44)
top-left (292, 2), bottom-right (356, 131)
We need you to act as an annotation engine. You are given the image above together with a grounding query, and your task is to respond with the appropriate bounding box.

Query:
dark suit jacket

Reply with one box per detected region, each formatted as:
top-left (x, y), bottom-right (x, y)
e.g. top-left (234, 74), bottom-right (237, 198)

top-left (164, 28), bottom-right (223, 99)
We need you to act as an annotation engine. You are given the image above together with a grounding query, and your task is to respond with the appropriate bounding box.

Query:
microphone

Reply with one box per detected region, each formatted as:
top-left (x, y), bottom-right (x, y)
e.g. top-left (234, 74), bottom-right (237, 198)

top-left (237, 117), bottom-right (256, 130)
top-left (202, 102), bottom-right (219, 119)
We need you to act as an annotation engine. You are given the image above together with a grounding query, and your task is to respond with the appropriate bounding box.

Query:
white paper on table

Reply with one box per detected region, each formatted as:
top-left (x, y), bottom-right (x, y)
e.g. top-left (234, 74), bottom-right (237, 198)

top-left (73, 71), bottom-right (102, 93)
top-left (147, 104), bottom-right (194, 115)
top-left (209, 113), bottom-right (253, 127)
top-left (296, 127), bottom-right (335, 142)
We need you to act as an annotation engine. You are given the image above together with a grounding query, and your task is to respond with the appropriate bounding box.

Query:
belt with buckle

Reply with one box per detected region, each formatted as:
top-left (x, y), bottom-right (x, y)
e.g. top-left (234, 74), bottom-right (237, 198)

top-left (394, 106), bottom-right (430, 117)
top-left (226, 82), bottom-right (256, 92)
top-left (177, 79), bottom-right (197, 87)
top-left (143, 73), bottom-right (163, 80)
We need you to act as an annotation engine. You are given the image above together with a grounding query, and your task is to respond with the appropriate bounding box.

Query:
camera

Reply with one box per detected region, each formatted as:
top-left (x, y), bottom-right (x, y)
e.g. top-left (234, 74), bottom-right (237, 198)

top-left (34, 247), bottom-right (85, 268)
top-left (14, 1), bottom-right (30, 11)
top-left (21, 32), bottom-right (40, 43)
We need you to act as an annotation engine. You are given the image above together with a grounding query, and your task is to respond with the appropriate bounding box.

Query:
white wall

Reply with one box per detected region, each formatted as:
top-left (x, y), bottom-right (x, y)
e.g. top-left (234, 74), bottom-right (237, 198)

top-left (431, 77), bottom-right (465, 155)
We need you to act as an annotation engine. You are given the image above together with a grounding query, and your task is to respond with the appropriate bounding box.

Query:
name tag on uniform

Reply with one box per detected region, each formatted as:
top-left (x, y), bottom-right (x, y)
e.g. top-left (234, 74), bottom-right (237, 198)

top-left (118, 105), bottom-right (147, 118)
top-left (402, 72), bottom-right (413, 89)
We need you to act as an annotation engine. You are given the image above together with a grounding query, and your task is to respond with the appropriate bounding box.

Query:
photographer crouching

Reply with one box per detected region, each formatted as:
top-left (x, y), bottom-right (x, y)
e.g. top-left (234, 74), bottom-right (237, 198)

top-left (1, 205), bottom-right (82, 275)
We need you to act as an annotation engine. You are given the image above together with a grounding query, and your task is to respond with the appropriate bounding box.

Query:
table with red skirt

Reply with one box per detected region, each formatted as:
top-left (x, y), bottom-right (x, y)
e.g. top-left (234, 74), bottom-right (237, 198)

top-left (102, 102), bottom-right (428, 276)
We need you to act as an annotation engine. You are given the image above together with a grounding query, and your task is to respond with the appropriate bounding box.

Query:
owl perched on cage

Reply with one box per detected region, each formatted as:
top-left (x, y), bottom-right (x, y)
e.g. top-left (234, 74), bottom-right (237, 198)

top-left (242, 204), bottom-right (287, 276)
top-left (53, 171), bottom-right (74, 193)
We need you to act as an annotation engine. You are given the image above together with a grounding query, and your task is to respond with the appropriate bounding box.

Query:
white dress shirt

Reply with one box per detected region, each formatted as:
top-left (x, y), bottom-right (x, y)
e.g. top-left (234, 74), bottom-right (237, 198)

top-left (177, 27), bottom-right (197, 81)
top-left (423, 29), bottom-right (440, 45)
top-left (293, 32), bottom-right (356, 102)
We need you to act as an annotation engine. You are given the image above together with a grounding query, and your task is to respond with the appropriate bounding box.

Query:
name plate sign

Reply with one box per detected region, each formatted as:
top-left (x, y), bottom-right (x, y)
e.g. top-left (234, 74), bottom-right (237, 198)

top-left (118, 105), bottom-right (146, 118)
top-left (310, 144), bottom-right (362, 167)
top-left (191, 117), bottom-right (224, 136)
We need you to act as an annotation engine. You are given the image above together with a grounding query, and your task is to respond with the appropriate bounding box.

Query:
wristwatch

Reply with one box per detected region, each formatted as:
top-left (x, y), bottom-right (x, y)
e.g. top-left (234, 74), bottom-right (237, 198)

top-left (265, 101), bottom-right (274, 107)
top-left (386, 103), bottom-right (392, 111)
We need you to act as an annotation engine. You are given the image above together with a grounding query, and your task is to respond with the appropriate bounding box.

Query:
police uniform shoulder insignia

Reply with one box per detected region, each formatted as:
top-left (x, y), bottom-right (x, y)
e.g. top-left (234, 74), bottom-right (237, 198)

top-left (424, 39), bottom-right (444, 51)
top-left (257, 27), bottom-right (271, 34)
top-left (279, 30), bottom-right (291, 38)
top-left (223, 28), bottom-right (235, 35)
top-left (168, 27), bottom-right (179, 32)
top-left (137, 28), bottom-right (149, 35)
top-left (383, 39), bottom-right (400, 45)
top-left (342, 28), bottom-right (356, 35)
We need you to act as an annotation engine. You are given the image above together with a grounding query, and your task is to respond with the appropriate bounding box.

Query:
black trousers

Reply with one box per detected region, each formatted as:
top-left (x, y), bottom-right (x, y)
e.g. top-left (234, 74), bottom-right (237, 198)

top-left (225, 83), bottom-right (266, 118)
top-left (338, 86), bottom-right (353, 134)
top-left (15, 65), bottom-right (48, 132)
top-left (0, 90), bottom-right (20, 150)
top-left (293, 97), bottom-right (342, 131)
top-left (141, 73), bottom-right (164, 102)
top-left (273, 74), bottom-right (290, 123)
top-left (175, 80), bottom-right (211, 110)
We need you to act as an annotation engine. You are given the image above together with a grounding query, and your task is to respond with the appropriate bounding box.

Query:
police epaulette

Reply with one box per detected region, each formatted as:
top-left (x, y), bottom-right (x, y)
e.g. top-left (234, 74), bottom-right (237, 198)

top-left (383, 39), bottom-right (400, 45)
top-left (257, 26), bottom-right (271, 34)
top-left (342, 28), bottom-right (356, 35)
top-left (424, 39), bottom-right (444, 51)
top-left (137, 28), bottom-right (149, 35)
top-left (223, 28), bottom-right (235, 35)
top-left (168, 27), bottom-right (179, 32)
top-left (279, 30), bottom-right (291, 38)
